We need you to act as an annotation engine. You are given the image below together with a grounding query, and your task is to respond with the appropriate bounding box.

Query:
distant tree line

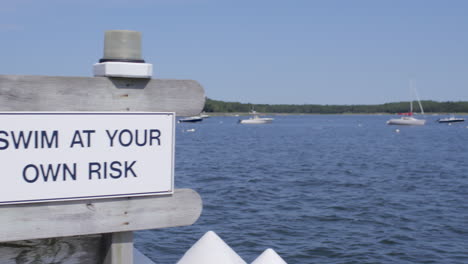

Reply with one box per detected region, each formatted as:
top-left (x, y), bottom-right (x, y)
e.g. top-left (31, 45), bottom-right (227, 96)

top-left (203, 98), bottom-right (468, 114)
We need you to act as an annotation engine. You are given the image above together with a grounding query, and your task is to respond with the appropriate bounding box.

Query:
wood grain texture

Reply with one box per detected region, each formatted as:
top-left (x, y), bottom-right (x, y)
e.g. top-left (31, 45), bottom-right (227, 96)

top-left (0, 236), bottom-right (157, 264)
top-left (0, 75), bottom-right (205, 116)
top-left (0, 189), bottom-right (202, 243)
top-left (0, 235), bottom-right (103, 264)
top-left (103, 232), bottom-right (134, 264)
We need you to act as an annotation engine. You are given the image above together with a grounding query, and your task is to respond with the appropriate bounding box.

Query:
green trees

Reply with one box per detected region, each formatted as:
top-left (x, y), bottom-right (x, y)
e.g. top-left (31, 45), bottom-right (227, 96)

top-left (203, 98), bottom-right (468, 114)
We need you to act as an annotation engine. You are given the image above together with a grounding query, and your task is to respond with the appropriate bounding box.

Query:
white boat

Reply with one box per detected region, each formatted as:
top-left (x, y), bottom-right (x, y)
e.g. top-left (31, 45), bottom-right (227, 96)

top-left (387, 82), bottom-right (426, 126)
top-left (387, 114), bottom-right (426, 126)
top-left (437, 115), bottom-right (465, 123)
top-left (239, 111), bottom-right (273, 124)
top-left (199, 112), bottom-right (210, 119)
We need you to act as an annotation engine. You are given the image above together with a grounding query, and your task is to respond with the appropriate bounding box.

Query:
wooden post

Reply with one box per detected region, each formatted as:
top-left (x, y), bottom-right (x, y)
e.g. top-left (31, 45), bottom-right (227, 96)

top-left (0, 30), bottom-right (205, 263)
top-left (103, 232), bottom-right (134, 264)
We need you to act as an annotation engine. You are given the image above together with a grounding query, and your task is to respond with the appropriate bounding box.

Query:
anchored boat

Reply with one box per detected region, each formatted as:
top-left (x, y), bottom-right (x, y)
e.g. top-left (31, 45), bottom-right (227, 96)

top-left (387, 113), bottom-right (426, 126)
top-left (239, 111), bottom-right (273, 124)
top-left (178, 116), bottom-right (203, 123)
top-left (437, 115), bottom-right (465, 123)
top-left (387, 81), bottom-right (426, 126)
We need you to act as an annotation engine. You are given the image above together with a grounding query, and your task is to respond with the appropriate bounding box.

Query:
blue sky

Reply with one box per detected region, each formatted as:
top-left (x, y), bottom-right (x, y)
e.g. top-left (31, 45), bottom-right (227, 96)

top-left (1, 0), bottom-right (468, 105)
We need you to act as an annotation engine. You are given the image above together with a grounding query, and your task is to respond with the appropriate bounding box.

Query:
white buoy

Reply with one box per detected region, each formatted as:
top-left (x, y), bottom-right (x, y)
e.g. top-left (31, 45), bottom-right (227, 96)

top-left (251, 248), bottom-right (287, 264)
top-left (177, 231), bottom-right (247, 264)
top-left (186, 128), bottom-right (196, 132)
top-left (395, 129), bottom-right (400, 133)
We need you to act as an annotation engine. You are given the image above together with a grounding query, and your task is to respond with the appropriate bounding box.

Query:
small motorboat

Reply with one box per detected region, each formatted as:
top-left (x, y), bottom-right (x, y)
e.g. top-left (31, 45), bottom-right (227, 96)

top-left (437, 115), bottom-right (465, 123)
top-left (178, 116), bottom-right (203, 123)
top-left (239, 111), bottom-right (273, 124)
top-left (199, 112), bottom-right (210, 119)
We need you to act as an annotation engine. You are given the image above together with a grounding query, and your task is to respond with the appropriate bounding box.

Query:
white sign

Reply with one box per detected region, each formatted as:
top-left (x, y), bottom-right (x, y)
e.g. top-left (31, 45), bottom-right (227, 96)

top-left (0, 112), bottom-right (175, 205)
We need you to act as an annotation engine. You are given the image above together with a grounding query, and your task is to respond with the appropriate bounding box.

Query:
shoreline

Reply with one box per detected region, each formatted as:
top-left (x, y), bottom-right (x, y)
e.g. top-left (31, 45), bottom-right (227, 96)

top-left (202, 112), bottom-right (468, 116)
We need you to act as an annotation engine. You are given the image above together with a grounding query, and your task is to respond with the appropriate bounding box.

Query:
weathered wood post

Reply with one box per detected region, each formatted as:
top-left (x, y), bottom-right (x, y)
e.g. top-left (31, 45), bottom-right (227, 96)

top-left (0, 30), bottom-right (204, 263)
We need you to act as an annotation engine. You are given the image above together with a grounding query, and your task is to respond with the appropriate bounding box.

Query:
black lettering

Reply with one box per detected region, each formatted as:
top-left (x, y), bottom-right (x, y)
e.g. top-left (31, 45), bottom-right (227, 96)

top-left (106, 130), bottom-right (118, 147)
top-left (119, 129), bottom-right (133, 147)
top-left (0, 131), bottom-right (9, 150)
top-left (150, 129), bottom-right (161, 146)
top-left (42, 130), bottom-right (59, 148)
top-left (23, 164), bottom-right (39, 183)
top-left (11, 131), bottom-right (33, 149)
top-left (63, 163), bottom-right (77, 181)
top-left (110, 161), bottom-right (122, 178)
top-left (70, 130), bottom-right (84, 148)
top-left (103, 161), bottom-right (107, 178)
top-left (82, 130), bottom-right (95, 147)
top-left (125, 161), bottom-right (138, 177)
top-left (34, 131), bottom-right (38, 149)
top-left (89, 162), bottom-right (101, 179)
top-left (40, 164), bottom-right (61, 182)
top-left (135, 129), bottom-right (147, 146)
top-left (0, 130), bottom-right (59, 150)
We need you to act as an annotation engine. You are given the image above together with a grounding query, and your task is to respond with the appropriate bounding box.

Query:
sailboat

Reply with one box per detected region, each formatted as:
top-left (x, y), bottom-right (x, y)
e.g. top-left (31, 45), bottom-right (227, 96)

top-left (387, 82), bottom-right (426, 126)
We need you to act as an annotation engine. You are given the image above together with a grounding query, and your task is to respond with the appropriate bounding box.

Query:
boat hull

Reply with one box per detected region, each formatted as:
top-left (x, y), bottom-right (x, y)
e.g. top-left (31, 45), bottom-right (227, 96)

top-left (178, 117), bottom-right (203, 123)
top-left (387, 118), bottom-right (426, 126)
top-left (438, 118), bottom-right (465, 123)
top-left (239, 118), bottom-right (273, 124)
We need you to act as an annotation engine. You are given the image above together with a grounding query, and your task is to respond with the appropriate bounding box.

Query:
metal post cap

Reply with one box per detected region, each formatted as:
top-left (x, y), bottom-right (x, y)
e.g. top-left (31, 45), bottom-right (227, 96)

top-left (100, 30), bottom-right (145, 63)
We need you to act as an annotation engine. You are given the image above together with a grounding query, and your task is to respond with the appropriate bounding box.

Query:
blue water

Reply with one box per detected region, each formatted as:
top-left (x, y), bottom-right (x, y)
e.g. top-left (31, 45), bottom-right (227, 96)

top-left (135, 115), bottom-right (468, 264)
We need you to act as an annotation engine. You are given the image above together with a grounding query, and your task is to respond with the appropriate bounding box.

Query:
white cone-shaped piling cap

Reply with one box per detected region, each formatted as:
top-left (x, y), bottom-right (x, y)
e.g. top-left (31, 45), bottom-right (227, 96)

top-left (251, 248), bottom-right (287, 264)
top-left (177, 231), bottom-right (247, 264)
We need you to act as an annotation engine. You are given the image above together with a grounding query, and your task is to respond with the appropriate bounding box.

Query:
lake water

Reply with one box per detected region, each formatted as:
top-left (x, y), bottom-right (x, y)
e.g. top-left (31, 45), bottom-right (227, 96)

top-left (135, 115), bottom-right (468, 264)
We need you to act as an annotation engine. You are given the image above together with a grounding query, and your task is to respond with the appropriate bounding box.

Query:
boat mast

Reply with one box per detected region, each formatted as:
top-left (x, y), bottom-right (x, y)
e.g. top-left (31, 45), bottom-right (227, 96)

top-left (410, 80), bottom-right (425, 115)
top-left (414, 88), bottom-right (425, 115)
top-left (409, 80), bottom-right (413, 114)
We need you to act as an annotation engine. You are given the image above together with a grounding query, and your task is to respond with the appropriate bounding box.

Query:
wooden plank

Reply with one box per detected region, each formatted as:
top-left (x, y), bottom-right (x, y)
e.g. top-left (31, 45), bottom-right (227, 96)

top-left (0, 75), bottom-right (205, 116)
top-left (0, 236), bottom-right (157, 264)
top-left (0, 188), bottom-right (202, 242)
top-left (0, 235), bottom-right (103, 264)
top-left (103, 232), bottom-right (134, 264)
